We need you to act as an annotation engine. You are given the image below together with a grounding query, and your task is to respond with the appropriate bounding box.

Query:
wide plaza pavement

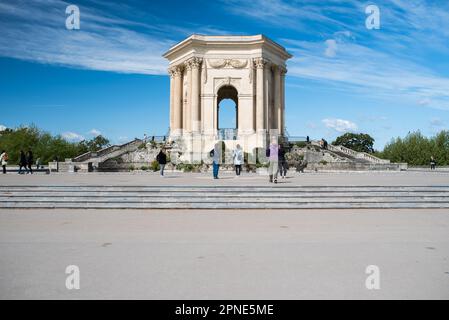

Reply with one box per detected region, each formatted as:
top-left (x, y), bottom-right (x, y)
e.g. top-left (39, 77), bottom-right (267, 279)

top-left (1, 170), bottom-right (448, 299)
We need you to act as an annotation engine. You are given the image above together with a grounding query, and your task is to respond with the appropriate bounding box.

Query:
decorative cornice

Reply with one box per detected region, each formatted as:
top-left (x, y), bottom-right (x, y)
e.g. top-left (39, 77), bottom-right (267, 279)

top-left (163, 35), bottom-right (293, 62)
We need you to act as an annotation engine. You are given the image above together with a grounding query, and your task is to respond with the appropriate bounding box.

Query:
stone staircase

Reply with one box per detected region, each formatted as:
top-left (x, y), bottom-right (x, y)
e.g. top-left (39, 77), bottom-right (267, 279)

top-left (305, 141), bottom-right (407, 170)
top-left (310, 141), bottom-right (388, 164)
top-left (327, 144), bottom-right (390, 164)
top-left (50, 138), bottom-right (170, 172)
top-left (73, 138), bottom-right (144, 164)
top-left (1, 185), bottom-right (448, 209)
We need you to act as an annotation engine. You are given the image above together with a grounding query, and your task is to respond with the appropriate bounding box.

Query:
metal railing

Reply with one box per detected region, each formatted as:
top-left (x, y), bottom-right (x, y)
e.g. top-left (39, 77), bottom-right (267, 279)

top-left (286, 136), bottom-right (307, 143)
top-left (218, 128), bottom-right (238, 140)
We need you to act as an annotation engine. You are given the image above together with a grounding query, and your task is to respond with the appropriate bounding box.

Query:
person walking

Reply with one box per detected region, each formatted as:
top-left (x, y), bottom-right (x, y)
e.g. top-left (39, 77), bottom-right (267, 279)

top-left (27, 150), bottom-right (34, 174)
top-left (0, 150), bottom-right (8, 174)
top-left (278, 143), bottom-right (288, 179)
top-left (18, 150), bottom-right (28, 174)
top-left (210, 142), bottom-right (221, 179)
top-left (232, 144), bottom-right (243, 176)
top-left (156, 148), bottom-right (167, 176)
top-left (266, 137), bottom-right (279, 183)
top-left (430, 156), bottom-right (436, 170)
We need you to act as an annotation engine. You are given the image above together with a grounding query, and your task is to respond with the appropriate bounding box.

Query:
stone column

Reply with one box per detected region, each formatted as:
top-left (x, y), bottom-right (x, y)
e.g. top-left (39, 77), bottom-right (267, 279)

top-left (190, 58), bottom-right (202, 133)
top-left (264, 62), bottom-right (272, 132)
top-left (280, 66), bottom-right (287, 135)
top-left (274, 65), bottom-right (281, 131)
top-left (172, 65), bottom-right (183, 133)
top-left (168, 68), bottom-right (175, 132)
top-left (254, 58), bottom-right (266, 132)
top-left (184, 61), bottom-right (192, 133)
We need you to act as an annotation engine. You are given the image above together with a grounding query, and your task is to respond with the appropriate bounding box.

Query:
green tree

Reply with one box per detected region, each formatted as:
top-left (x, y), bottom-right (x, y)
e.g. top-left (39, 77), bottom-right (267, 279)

top-left (380, 130), bottom-right (449, 166)
top-left (0, 125), bottom-right (110, 165)
top-left (332, 133), bottom-right (375, 153)
top-left (79, 135), bottom-right (110, 152)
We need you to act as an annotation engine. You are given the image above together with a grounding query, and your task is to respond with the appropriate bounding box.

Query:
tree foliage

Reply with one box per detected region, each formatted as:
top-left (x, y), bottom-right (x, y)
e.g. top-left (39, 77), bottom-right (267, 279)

top-left (332, 133), bottom-right (375, 153)
top-left (0, 125), bottom-right (110, 165)
top-left (79, 135), bottom-right (110, 153)
top-left (379, 130), bottom-right (449, 166)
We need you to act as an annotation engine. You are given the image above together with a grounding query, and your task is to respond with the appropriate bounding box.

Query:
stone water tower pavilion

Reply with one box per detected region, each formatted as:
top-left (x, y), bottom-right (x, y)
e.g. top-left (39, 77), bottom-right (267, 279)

top-left (163, 35), bottom-right (292, 160)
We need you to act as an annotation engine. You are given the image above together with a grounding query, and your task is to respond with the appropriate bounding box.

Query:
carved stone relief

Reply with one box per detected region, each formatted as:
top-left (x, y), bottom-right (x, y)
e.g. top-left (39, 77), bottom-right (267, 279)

top-left (208, 59), bottom-right (248, 69)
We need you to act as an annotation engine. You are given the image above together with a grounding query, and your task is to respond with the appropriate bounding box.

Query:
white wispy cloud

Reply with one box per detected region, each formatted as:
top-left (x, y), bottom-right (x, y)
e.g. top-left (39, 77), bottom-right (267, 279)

top-left (89, 129), bottom-right (101, 136)
top-left (1, 0), bottom-right (448, 115)
top-left (222, 0), bottom-right (449, 111)
top-left (285, 37), bottom-right (449, 111)
top-left (324, 39), bottom-right (337, 57)
top-left (62, 132), bottom-right (84, 142)
top-left (0, 0), bottom-right (171, 75)
top-left (322, 118), bottom-right (358, 133)
top-left (220, 0), bottom-right (357, 30)
top-left (0, 124), bottom-right (7, 131)
top-left (0, 0), bottom-right (232, 75)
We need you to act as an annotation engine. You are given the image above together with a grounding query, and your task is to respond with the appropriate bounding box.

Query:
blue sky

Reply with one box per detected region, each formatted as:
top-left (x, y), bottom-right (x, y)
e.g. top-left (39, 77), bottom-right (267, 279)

top-left (0, 0), bottom-right (448, 149)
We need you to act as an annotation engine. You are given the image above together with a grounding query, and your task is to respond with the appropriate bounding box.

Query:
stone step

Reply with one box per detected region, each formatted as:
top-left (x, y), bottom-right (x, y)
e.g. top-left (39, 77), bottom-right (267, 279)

top-left (1, 185), bottom-right (448, 209)
top-left (1, 196), bottom-right (448, 203)
top-left (2, 191), bottom-right (449, 197)
top-left (1, 186), bottom-right (449, 192)
top-left (1, 202), bottom-right (449, 209)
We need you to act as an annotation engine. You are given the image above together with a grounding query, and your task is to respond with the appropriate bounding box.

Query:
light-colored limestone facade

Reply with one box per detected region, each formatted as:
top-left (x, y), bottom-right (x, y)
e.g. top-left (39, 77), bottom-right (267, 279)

top-left (163, 34), bottom-right (291, 161)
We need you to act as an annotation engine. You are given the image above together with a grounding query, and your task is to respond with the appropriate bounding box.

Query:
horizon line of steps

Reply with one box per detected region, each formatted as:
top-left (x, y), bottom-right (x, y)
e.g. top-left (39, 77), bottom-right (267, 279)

top-left (1, 185), bottom-right (449, 209)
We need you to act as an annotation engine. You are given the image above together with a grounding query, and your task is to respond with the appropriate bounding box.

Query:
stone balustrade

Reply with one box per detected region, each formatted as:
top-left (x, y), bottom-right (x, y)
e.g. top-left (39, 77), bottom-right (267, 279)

top-left (311, 141), bottom-right (390, 164)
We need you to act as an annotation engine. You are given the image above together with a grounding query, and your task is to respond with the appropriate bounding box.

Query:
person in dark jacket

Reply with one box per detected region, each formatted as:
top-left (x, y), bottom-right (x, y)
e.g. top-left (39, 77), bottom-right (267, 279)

top-left (156, 148), bottom-right (167, 176)
top-left (27, 150), bottom-right (34, 174)
top-left (18, 150), bottom-right (29, 174)
top-left (430, 156), bottom-right (436, 170)
top-left (278, 144), bottom-right (288, 179)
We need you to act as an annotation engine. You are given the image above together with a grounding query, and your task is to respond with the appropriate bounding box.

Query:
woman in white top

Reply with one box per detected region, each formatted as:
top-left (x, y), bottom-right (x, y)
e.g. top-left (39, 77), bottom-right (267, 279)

top-left (0, 150), bottom-right (7, 174)
top-left (232, 144), bottom-right (244, 176)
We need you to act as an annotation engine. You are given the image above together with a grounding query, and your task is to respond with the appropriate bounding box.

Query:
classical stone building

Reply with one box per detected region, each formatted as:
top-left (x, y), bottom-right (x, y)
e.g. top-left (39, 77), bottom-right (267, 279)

top-left (163, 35), bottom-right (291, 161)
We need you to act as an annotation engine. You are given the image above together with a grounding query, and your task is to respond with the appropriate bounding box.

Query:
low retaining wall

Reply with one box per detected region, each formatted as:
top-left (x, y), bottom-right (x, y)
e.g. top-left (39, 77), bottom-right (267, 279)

top-left (49, 160), bottom-right (407, 173)
top-left (48, 161), bottom-right (93, 173)
top-left (307, 162), bottom-right (407, 171)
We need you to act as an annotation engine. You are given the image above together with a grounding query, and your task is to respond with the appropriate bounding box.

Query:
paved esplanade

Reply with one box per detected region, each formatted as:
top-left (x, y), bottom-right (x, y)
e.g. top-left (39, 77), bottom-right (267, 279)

top-left (1, 171), bottom-right (448, 299)
top-left (1, 169), bottom-right (449, 186)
